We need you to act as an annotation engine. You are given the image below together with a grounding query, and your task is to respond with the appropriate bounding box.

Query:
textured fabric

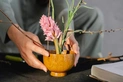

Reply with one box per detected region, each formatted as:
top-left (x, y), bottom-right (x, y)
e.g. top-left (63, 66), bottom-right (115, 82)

top-left (0, 0), bottom-right (74, 43)
top-left (74, 6), bottom-right (104, 57)
top-left (0, 0), bottom-right (49, 43)
top-left (0, 0), bottom-right (17, 43)
top-left (0, 0), bottom-right (104, 57)
top-left (0, 0), bottom-right (75, 53)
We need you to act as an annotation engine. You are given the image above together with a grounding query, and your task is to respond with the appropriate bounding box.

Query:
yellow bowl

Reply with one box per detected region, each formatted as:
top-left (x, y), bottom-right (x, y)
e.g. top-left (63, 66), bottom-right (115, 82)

top-left (43, 50), bottom-right (75, 77)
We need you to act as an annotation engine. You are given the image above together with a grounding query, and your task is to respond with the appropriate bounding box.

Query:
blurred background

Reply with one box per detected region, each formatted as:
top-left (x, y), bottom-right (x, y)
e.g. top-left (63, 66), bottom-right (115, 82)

top-left (81, 0), bottom-right (123, 57)
top-left (0, 0), bottom-right (123, 57)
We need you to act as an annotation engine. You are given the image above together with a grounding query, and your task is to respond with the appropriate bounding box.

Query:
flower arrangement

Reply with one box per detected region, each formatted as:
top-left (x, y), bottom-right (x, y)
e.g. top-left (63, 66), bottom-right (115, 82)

top-left (39, 0), bottom-right (85, 54)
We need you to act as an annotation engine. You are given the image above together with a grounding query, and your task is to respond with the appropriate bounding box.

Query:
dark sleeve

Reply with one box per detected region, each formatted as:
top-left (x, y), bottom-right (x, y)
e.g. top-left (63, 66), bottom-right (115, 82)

top-left (53, 0), bottom-right (74, 31)
top-left (0, 0), bottom-right (17, 43)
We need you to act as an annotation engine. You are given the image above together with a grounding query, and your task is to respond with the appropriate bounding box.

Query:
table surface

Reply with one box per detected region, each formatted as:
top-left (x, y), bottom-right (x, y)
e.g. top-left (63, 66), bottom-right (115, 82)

top-left (0, 53), bottom-right (103, 82)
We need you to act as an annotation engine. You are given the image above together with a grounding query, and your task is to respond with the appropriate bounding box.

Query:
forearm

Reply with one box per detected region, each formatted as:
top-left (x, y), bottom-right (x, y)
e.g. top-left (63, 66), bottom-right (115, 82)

top-left (7, 24), bottom-right (24, 45)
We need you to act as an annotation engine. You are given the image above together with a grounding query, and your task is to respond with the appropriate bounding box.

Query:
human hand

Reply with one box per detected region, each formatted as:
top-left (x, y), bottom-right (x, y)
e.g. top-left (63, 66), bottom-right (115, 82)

top-left (7, 25), bottom-right (49, 72)
top-left (65, 33), bottom-right (80, 66)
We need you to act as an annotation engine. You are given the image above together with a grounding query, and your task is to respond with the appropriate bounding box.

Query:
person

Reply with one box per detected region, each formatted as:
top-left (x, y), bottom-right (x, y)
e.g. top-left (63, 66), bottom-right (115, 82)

top-left (0, 0), bottom-right (104, 72)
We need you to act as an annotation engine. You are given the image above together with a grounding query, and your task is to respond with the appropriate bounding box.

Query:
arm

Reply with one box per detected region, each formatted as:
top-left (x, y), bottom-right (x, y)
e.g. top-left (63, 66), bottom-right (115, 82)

top-left (0, 0), bottom-right (49, 71)
top-left (8, 25), bottom-right (49, 71)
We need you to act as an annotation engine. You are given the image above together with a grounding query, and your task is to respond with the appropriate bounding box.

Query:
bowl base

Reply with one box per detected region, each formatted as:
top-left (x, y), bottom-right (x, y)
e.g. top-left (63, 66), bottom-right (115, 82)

top-left (50, 72), bottom-right (66, 77)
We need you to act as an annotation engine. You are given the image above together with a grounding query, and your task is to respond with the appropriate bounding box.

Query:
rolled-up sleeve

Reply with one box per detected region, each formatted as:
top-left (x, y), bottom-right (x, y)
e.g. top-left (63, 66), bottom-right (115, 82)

top-left (0, 0), bottom-right (17, 43)
top-left (53, 0), bottom-right (74, 31)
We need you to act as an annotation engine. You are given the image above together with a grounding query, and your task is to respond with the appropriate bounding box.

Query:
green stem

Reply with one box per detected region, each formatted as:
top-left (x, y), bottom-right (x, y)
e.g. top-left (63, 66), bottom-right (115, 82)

top-left (54, 38), bottom-right (60, 54)
top-left (50, 0), bottom-right (54, 19)
top-left (61, 0), bottom-right (82, 49)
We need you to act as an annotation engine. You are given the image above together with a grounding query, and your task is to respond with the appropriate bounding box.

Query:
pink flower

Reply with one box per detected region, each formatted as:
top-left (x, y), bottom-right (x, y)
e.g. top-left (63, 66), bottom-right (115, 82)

top-left (39, 15), bottom-right (62, 41)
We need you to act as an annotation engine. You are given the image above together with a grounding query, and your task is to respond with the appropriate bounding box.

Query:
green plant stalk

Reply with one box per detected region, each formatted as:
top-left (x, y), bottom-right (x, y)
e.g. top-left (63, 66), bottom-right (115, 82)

top-left (65, 0), bottom-right (70, 10)
top-left (50, 0), bottom-right (61, 53)
top-left (50, 0), bottom-right (54, 19)
top-left (61, 0), bottom-right (74, 48)
top-left (61, 0), bottom-right (82, 50)
top-left (51, 0), bottom-right (82, 52)
top-left (54, 38), bottom-right (60, 54)
top-left (65, 30), bottom-right (84, 40)
top-left (5, 55), bottom-right (24, 62)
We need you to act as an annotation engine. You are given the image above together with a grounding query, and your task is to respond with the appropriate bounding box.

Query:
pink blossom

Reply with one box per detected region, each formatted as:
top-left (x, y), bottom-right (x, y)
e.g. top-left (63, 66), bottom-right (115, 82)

top-left (39, 15), bottom-right (62, 41)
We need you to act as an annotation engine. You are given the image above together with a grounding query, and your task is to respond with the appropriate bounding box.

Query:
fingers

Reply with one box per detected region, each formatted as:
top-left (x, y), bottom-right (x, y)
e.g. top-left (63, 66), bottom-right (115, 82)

top-left (65, 37), bottom-right (80, 66)
top-left (26, 32), bottom-right (49, 56)
top-left (74, 53), bottom-right (80, 67)
top-left (21, 51), bottom-right (47, 72)
top-left (9, 30), bottom-right (49, 71)
top-left (64, 43), bottom-right (70, 50)
top-left (72, 43), bottom-right (80, 66)
top-left (18, 32), bottom-right (49, 71)
top-left (31, 42), bottom-right (49, 56)
top-left (65, 41), bottom-right (80, 66)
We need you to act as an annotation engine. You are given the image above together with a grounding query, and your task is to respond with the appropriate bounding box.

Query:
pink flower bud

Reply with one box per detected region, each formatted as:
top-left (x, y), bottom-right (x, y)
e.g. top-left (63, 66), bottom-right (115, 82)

top-left (39, 15), bottom-right (62, 41)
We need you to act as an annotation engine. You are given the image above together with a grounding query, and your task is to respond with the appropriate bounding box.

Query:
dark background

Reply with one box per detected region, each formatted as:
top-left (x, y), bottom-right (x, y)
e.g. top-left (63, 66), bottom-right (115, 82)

top-left (76, 0), bottom-right (123, 57)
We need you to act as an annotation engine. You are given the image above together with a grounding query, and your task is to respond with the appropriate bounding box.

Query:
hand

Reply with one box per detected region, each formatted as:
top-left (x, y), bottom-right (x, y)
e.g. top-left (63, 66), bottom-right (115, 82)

top-left (65, 33), bottom-right (80, 66)
top-left (7, 25), bottom-right (49, 72)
